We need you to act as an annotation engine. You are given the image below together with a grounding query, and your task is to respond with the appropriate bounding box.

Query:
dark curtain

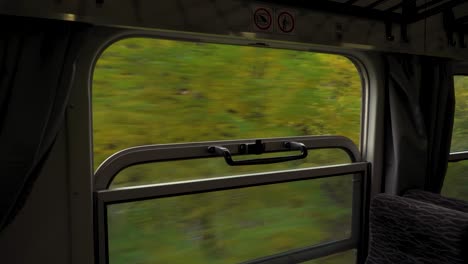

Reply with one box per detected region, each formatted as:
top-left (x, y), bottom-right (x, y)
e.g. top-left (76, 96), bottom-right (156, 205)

top-left (0, 16), bottom-right (89, 231)
top-left (383, 54), bottom-right (455, 194)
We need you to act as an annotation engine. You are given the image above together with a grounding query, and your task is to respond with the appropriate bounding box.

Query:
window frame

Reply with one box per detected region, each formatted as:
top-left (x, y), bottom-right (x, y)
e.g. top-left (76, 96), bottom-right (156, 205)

top-left (440, 69), bottom-right (468, 202)
top-left (448, 72), bottom-right (468, 165)
top-left (94, 136), bottom-right (368, 263)
top-left (67, 26), bottom-right (382, 264)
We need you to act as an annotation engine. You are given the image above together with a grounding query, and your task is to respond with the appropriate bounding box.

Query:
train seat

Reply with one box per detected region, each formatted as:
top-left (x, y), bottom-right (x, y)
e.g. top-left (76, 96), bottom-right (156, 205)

top-left (403, 189), bottom-right (468, 213)
top-left (365, 193), bottom-right (468, 264)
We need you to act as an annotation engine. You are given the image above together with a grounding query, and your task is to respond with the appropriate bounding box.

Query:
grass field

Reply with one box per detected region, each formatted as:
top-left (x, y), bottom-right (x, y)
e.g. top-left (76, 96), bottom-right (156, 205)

top-left (93, 37), bottom-right (468, 263)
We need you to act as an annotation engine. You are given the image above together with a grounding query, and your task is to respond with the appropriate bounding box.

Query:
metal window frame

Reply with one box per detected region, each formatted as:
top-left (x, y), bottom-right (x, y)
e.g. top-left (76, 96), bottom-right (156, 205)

top-left (94, 135), bottom-right (361, 190)
top-left (86, 28), bottom-right (373, 182)
top-left (449, 72), bottom-right (468, 163)
top-left (448, 151), bottom-right (468, 162)
top-left (66, 25), bottom-right (380, 264)
top-left (94, 136), bottom-right (369, 264)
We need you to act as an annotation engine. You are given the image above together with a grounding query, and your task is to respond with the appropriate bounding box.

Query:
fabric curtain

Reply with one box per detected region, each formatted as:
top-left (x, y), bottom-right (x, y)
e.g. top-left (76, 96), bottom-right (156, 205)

top-left (383, 54), bottom-right (455, 194)
top-left (0, 16), bottom-right (89, 231)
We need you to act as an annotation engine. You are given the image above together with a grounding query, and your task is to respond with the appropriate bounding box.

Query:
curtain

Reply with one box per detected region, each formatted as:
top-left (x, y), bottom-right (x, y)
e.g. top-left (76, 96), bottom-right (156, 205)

top-left (0, 16), bottom-right (89, 231)
top-left (383, 54), bottom-right (455, 194)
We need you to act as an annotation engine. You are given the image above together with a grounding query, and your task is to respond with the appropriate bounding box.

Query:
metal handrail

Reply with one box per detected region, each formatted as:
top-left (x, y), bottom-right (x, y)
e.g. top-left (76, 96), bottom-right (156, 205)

top-left (94, 135), bottom-right (361, 190)
top-left (449, 151), bottom-right (468, 162)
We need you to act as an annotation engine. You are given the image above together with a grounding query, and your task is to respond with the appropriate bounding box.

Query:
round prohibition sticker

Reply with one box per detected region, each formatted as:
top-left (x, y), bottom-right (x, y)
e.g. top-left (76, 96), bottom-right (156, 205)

top-left (277, 11), bottom-right (295, 33)
top-left (254, 8), bottom-right (272, 30)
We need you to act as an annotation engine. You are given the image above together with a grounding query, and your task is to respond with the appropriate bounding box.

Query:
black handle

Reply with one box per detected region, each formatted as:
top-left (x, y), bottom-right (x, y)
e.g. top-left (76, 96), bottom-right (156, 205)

top-left (208, 141), bottom-right (308, 166)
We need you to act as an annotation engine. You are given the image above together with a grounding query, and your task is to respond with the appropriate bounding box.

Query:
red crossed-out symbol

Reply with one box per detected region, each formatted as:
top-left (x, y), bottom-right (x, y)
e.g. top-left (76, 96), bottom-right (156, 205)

top-left (254, 8), bottom-right (272, 30)
top-left (277, 11), bottom-right (295, 33)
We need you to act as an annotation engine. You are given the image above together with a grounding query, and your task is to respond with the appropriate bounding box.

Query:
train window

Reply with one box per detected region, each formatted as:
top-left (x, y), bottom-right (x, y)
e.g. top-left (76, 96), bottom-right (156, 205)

top-left (93, 38), bottom-right (362, 171)
top-left (107, 175), bottom-right (354, 263)
top-left (92, 37), bottom-right (364, 263)
top-left (442, 161), bottom-right (468, 201)
top-left (443, 76), bottom-right (468, 199)
top-left (450, 76), bottom-right (468, 153)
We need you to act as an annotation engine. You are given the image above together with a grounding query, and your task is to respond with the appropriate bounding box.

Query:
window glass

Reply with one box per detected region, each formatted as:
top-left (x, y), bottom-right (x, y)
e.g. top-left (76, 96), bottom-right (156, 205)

top-left (450, 76), bottom-right (468, 152)
top-left (93, 37), bottom-right (363, 263)
top-left (108, 175), bottom-right (354, 264)
top-left (443, 76), bottom-right (468, 199)
top-left (93, 38), bottom-right (362, 172)
top-left (442, 161), bottom-right (468, 200)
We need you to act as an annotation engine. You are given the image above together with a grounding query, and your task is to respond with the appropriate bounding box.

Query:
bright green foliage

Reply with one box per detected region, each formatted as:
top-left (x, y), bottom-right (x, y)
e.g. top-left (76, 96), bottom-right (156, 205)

top-left (93, 38), bottom-right (362, 263)
top-left (93, 39), bottom-right (361, 170)
top-left (450, 76), bottom-right (468, 152)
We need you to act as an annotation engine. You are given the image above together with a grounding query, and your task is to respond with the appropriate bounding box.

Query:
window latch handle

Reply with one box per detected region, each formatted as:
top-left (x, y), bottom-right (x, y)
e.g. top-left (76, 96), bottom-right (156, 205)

top-left (208, 141), bottom-right (308, 166)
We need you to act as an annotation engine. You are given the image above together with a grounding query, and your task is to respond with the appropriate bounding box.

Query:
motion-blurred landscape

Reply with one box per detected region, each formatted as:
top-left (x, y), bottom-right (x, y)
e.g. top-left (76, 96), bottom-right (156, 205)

top-left (92, 38), bottom-right (468, 264)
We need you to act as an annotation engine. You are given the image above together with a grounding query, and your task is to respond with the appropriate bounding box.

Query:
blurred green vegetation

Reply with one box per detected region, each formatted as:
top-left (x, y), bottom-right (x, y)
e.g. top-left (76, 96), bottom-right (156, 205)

top-left (93, 39), bottom-right (361, 170)
top-left (93, 38), bottom-right (360, 263)
top-left (450, 76), bottom-right (468, 152)
top-left (108, 176), bottom-right (354, 264)
top-left (93, 38), bottom-right (468, 263)
top-left (441, 76), bottom-right (468, 200)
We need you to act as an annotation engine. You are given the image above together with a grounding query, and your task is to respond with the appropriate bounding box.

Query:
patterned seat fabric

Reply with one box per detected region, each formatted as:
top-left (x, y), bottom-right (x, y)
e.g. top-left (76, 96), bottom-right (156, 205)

top-left (366, 194), bottom-right (468, 264)
top-left (403, 189), bottom-right (468, 213)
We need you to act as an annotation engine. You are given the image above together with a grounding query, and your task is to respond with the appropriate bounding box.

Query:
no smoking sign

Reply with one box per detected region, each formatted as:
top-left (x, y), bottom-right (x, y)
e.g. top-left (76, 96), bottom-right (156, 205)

top-left (251, 6), bottom-right (296, 35)
top-left (252, 6), bottom-right (273, 32)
